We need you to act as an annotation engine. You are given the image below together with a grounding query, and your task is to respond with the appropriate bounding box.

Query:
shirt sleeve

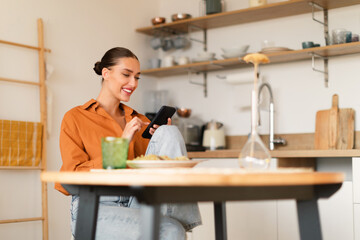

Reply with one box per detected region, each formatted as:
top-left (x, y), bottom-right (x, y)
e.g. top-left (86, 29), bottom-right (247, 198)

top-left (133, 115), bottom-right (150, 158)
top-left (55, 111), bottom-right (102, 195)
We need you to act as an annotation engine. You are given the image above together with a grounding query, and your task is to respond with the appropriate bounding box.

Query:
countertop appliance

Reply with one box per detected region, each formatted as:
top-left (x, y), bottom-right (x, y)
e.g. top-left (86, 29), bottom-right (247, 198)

top-left (202, 120), bottom-right (226, 150)
top-left (174, 108), bottom-right (205, 152)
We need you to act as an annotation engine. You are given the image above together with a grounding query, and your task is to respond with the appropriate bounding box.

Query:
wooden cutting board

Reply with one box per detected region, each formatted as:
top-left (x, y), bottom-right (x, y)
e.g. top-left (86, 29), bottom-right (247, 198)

top-left (314, 94), bottom-right (355, 150)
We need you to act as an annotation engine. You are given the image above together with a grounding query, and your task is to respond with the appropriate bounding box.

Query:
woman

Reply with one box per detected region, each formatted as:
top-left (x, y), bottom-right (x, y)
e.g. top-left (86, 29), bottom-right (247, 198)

top-left (55, 47), bottom-right (201, 240)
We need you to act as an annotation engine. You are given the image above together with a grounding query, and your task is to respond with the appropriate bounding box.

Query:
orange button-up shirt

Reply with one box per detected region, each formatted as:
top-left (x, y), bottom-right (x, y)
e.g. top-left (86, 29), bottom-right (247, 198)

top-left (55, 99), bottom-right (150, 195)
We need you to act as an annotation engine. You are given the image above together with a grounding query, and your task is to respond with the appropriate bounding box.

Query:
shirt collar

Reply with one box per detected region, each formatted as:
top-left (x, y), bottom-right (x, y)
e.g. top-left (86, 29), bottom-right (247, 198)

top-left (81, 99), bottom-right (137, 116)
top-left (121, 103), bottom-right (137, 116)
top-left (81, 99), bottom-right (99, 110)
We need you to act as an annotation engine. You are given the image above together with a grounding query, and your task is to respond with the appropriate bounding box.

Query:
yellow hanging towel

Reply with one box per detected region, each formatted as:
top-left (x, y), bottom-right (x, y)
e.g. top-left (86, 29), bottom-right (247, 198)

top-left (0, 120), bottom-right (43, 166)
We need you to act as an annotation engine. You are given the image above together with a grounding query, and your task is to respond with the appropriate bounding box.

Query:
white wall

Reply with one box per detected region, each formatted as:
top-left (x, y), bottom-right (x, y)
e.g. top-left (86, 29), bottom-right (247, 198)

top-left (0, 0), bottom-right (158, 239)
top-left (156, 0), bottom-right (360, 137)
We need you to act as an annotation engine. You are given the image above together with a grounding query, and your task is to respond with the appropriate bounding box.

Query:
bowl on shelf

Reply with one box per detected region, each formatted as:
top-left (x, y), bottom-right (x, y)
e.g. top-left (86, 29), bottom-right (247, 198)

top-left (222, 52), bottom-right (247, 59)
top-left (176, 108), bottom-right (192, 118)
top-left (151, 17), bottom-right (166, 25)
top-left (197, 51), bottom-right (215, 59)
top-left (171, 13), bottom-right (192, 22)
top-left (221, 45), bottom-right (250, 54)
top-left (192, 52), bottom-right (216, 62)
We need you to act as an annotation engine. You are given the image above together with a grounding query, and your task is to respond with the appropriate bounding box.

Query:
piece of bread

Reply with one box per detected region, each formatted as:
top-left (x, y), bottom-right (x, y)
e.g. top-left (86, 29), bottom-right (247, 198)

top-left (133, 154), bottom-right (190, 161)
top-left (243, 53), bottom-right (270, 64)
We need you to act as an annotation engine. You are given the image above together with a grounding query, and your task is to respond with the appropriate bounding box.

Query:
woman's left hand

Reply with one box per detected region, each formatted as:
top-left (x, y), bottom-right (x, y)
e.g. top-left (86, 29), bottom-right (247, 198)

top-left (149, 118), bottom-right (172, 135)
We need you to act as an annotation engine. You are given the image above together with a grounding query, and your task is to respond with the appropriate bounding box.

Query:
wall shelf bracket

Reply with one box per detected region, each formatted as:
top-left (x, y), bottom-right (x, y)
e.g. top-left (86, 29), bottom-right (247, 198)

top-left (188, 25), bottom-right (207, 51)
top-left (310, 52), bottom-right (329, 87)
top-left (309, 2), bottom-right (330, 45)
top-left (188, 70), bottom-right (208, 97)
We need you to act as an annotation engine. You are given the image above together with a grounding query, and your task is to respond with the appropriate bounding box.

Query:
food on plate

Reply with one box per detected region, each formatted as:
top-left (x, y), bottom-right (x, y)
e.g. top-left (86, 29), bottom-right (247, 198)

top-left (133, 154), bottom-right (190, 161)
top-left (243, 53), bottom-right (269, 64)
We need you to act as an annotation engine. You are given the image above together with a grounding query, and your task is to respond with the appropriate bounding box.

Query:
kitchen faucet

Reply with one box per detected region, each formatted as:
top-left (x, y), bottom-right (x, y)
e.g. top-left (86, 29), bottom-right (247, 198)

top-left (258, 83), bottom-right (286, 150)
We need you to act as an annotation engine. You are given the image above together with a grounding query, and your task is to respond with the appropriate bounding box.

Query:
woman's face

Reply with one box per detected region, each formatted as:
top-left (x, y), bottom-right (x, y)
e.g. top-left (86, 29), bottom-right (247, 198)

top-left (102, 57), bottom-right (140, 102)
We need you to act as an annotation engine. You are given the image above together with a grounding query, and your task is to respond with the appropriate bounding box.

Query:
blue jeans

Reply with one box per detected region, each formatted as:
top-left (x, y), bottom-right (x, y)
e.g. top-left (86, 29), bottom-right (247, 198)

top-left (71, 125), bottom-right (202, 240)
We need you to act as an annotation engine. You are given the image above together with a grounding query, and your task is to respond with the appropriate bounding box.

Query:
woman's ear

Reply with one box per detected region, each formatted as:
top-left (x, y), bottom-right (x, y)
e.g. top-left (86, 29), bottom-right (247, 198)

top-left (102, 67), bottom-right (109, 80)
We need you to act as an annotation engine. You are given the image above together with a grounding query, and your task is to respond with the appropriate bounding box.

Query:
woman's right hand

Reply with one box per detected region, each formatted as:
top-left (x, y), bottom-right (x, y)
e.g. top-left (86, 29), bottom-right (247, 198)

top-left (122, 117), bottom-right (149, 141)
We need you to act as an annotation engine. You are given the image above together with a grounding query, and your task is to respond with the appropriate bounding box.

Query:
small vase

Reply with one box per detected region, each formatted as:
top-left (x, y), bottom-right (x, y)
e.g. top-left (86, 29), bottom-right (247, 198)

top-left (239, 89), bottom-right (271, 169)
top-left (239, 131), bottom-right (271, 169)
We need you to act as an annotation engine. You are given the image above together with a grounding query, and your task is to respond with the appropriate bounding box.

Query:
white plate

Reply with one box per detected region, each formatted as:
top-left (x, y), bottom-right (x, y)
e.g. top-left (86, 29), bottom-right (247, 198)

top-left (260, 47), bottom-right (293, 53)
top-left (222, 52), bottom-right (247, 59)
top-left (126, 160), bottom-right (203, 169)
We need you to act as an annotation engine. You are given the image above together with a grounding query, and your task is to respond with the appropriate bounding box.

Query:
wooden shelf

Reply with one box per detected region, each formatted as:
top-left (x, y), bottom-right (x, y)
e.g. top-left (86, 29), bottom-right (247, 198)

top-left (136, 0), bottom-right (360, 35)
top-left (141, 42), bottom-right (360, 77)
top-left (188, 149), bottom-right (360, 159)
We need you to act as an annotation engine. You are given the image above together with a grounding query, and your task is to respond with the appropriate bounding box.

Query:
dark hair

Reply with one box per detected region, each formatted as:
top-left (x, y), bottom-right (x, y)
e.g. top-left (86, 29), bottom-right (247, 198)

top-left (93, 47), bottom-right (139, 76)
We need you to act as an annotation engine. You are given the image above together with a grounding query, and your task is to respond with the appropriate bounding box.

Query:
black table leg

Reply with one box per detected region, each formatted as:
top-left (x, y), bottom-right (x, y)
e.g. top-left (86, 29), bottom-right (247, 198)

top-left (296, 199), bottom-right (322, 240)
top-left (214, 202), bottom-right (227, 240)
top-left (140, 203), bottom-right (161, 240)
top-left (75, 186), bottom-right (100, 240)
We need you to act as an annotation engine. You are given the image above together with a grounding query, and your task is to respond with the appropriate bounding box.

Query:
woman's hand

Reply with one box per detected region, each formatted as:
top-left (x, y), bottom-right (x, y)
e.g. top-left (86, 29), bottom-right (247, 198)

top-left (149, 118), bottom-right (172, 136)
top-left (122, 117), bottom-right (149, 141)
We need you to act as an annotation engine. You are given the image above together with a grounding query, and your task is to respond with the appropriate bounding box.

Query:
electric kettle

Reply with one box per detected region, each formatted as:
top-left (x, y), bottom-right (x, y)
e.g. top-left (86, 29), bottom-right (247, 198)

top-left (202, 120), bottom-right (226, 150)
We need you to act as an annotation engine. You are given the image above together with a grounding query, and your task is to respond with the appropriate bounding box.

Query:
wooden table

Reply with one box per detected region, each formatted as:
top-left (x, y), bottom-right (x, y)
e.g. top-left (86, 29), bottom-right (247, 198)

top-left (41, 168), bottom-right (344, 240)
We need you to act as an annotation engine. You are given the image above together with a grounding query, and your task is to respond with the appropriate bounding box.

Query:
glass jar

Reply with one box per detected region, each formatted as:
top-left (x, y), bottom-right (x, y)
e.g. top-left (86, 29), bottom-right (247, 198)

top-left (249, 0), bottom-right (267, 7)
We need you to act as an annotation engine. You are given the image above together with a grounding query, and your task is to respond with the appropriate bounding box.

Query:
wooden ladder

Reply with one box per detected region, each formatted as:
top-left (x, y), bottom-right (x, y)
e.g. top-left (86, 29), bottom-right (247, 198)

top-left (0, 18), bottom-right (51, 240)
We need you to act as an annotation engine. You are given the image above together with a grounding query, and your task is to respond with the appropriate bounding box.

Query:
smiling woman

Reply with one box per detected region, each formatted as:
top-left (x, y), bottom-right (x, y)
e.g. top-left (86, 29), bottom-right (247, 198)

top-left (55, 47), bottom-right (202, 240)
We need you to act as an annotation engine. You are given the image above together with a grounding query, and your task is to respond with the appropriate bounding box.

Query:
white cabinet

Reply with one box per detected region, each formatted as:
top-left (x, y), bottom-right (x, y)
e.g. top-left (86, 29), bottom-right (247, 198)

top-left (277, 182), bottom-right (354, 240)
top-left (277, 200), bottom-right (300, 240)
top-left (352, 157), bottom-right (360, 203)
top-left (354, 204), bottom-right (360, 240)
top-left (226, 201), bottom-right (277, 240)
top-left (193, 159), bottom-right (277, 240)
top-left (192, 158), bottom-right (356, 240)
top-left (318, 181), bottom-right (354, 240)
top-left (192, 201), bottom-right (277, 240)
top-left (353, 158), bottom-right (360, 240)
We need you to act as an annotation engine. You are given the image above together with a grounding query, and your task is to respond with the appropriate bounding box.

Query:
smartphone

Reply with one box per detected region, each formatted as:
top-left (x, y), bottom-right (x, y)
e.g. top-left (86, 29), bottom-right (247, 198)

top-left (142, 106), bottom-right (176, 139)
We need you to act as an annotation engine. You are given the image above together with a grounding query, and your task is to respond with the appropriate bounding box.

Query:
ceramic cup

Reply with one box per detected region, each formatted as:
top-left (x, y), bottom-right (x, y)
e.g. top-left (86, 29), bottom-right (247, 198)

top-left (163, 56), bottom-right (175, 67)
top-left (249, 0), bottom-right (267, 7)
top-left (101, 137), bottom-right (129, 169)
top-left (352, 34), bottom-right (359, 42)
top-left (162, 37), bottom-right (174, 51)
top-left (148, 58), bottom-right (161, 69)
top-left (178, 56), bottom-right (190, 65)
top-left (150, 37), bottom-right (164, 50)
top-left (345, 31), bottom-right (352, 43)
top-left (261, 40), bottom-right (275, 49)
top-left (332, 28), bottom-right (347, 44)
top-left (173, 35), bottom-right (190, 49)
top-left (302, 41), bottom-right (320, 49)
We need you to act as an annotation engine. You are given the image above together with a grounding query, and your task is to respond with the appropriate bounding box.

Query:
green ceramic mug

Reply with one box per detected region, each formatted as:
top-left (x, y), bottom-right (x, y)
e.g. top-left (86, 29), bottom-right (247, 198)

top-left (206, 0), bottom-right (222, 14)
top-left (101, 137), bottom-right (129, 169)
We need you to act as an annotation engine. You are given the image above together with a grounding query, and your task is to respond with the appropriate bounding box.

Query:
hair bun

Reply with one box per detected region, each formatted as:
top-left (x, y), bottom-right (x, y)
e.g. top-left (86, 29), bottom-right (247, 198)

top-left (93, 61), bottom-right (102, 75)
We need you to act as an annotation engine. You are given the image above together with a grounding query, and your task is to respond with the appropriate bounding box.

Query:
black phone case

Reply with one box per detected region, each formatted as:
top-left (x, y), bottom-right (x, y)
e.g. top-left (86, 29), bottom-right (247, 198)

top-left (142, 106), bottom-right (176, 139)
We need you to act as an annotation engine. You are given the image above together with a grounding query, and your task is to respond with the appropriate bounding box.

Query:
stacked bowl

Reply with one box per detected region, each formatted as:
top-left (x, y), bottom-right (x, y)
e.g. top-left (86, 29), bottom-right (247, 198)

top-left (221, 45), bottom-right (249, 59)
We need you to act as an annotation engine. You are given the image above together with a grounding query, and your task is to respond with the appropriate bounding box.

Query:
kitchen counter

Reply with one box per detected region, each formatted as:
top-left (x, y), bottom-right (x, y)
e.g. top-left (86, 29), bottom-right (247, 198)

top-left (189, 132), bottom-right (360, 159)
top-left (188, 149), bottom-right (360, 159)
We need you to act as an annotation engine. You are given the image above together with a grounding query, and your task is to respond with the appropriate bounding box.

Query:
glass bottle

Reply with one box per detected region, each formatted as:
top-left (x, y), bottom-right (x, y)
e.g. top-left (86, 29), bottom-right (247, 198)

top-left (239, 68), bottom-right (271, 169)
